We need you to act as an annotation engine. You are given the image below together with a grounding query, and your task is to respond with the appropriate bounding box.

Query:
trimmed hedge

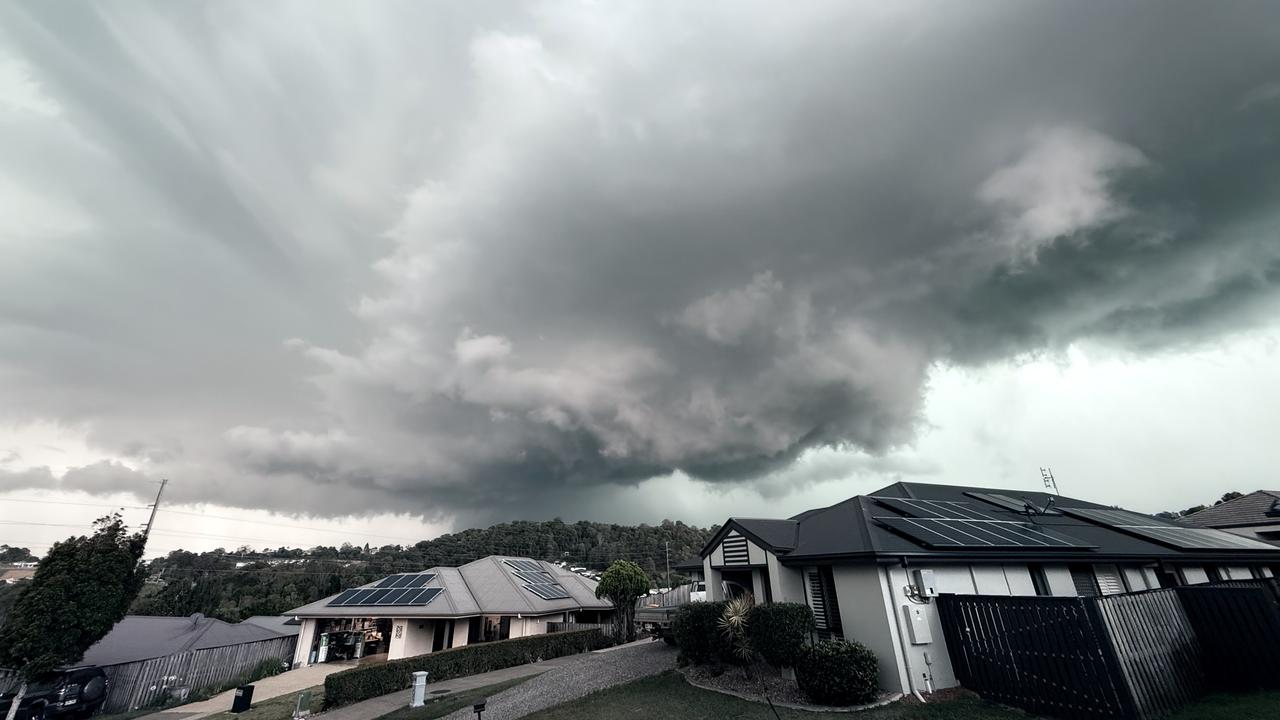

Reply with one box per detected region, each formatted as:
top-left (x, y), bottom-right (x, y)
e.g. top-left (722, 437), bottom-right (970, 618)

top-left (323, 629), bottom-right (609, 708)
top-left (746, 602), bottom-right (815, 668)
top-left (795, 639), bottom-right (880, 705)
top-left (671, 601), bottom-right (732, 665)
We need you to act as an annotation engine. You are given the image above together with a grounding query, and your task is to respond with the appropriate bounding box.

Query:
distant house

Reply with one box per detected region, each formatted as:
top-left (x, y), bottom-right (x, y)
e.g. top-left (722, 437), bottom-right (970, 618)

top-left (1176, 490), bottom-right (1280, 545)
top-left (285, 556), bottom-right (613, 667)
top-left (0, 568), bottom-right (34, 584)
top-left (699, 481), bottom-right (1280, 696)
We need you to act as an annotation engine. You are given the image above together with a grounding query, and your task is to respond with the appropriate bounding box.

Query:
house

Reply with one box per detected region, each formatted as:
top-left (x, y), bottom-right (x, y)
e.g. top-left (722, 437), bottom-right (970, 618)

top-left (241, 615), bottom-right (302, 636)
top-left (76, 614), bottom-right (298, 712)
top-left (1176, 490), bottom-right (1280, 544)
top-left (698, 481), bottom-right (1280, 696)
top-left (0, 568), bottom-right (34, 584)
top-left (284, 556), bottom-right (613, 667)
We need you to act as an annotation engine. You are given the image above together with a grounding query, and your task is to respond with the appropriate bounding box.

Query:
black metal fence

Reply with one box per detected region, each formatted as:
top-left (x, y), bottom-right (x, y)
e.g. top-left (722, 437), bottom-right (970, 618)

top-left (937, 581), bottom-right (1280, 719)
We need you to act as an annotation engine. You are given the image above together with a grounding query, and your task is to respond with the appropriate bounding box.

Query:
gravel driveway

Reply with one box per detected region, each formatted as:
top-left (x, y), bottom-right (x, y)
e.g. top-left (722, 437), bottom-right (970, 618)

top-left (441, 640), bottom-right (676, 720)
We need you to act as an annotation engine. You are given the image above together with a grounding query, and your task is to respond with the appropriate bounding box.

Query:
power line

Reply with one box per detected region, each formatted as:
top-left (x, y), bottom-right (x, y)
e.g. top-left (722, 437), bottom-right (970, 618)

top-left (0, 497), bottom-right (150, 510)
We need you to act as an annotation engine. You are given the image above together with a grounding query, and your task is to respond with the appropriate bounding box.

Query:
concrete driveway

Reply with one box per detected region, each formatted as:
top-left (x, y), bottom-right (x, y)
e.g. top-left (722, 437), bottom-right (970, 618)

top-left (144, 662), bottom-right (355, 720)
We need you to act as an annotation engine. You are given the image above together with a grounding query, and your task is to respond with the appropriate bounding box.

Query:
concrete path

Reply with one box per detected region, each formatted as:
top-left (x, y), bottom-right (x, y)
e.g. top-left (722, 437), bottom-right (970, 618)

top-left (146, 662), bottom-right (356, 720)
top-left (316, 656), bottom-right (579, 720)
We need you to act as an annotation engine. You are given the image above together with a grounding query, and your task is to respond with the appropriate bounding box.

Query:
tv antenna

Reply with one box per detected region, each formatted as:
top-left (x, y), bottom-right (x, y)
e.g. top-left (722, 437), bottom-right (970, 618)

top-left (1040, 467), bottom-right (1059, 496)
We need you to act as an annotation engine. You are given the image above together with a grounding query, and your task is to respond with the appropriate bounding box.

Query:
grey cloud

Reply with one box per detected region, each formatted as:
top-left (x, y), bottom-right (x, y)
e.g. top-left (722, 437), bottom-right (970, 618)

top-left (2, 1), bottom-right (1279, 526)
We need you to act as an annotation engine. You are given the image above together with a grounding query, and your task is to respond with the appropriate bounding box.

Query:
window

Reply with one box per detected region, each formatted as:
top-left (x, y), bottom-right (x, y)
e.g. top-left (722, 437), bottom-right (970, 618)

top-left (1029, 564), bottom-right (1052, 596)
top-left (1069, 564), bottom-right (1100, 597)
top-left (1205, 566), bottom-right (1224, 583)
top-left (806, 567), bottom-right (843, 640)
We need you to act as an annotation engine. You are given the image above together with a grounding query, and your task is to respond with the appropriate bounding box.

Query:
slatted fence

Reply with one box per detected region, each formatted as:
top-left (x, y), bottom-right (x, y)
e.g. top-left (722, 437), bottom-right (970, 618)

top-left (938, 584), bottom-right (1280, 719)
top-left (97, 634), bottom-right (297, 713)
top-left (1176, 584), bottom-right (1280, 692)
top-left (546, 621), bottom-right (618, 639)
top-left (937, 594), bottom-right (1130, 719)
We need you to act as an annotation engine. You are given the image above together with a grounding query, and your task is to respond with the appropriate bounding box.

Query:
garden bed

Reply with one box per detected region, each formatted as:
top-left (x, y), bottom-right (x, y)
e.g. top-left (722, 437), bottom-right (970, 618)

top-left (681, 665), bottom-right (899, 712)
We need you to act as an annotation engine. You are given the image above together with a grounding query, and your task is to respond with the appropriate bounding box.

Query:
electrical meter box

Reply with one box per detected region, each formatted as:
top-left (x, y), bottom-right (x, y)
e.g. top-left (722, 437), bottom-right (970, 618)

top-left (903, 604), bottom-right (933, 644)
top-left (912, 569), bottom-right (937, 597)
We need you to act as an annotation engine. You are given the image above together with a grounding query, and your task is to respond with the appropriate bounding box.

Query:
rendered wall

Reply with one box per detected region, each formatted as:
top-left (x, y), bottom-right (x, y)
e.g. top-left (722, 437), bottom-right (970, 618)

top-left (831, 565), bottom-right (908, 693)
top-left (293, 619), bottom-right (317, 666)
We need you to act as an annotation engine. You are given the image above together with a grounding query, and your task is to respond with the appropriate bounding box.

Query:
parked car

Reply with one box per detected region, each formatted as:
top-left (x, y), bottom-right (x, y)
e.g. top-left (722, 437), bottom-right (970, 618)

top-left (0, 667), bottom-right (108, 720)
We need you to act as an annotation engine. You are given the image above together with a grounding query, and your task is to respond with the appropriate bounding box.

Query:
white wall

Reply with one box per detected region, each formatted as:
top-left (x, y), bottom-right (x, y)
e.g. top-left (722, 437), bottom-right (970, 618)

top-left (389, 619), bottom-right (435, 660)
top-left (1181, 566), bottom-right (1210, 584)
top-left (1044, 565), bottom-right (1077, 596)
top-left (294, 619), bottom-right (317, 667)
top-left (1123, 567), bottom-right (1151, 591)
top-left (704, 556), bottom-right (722, 601)
top-left (452, 618), bottom-right (471, 648)
top-left (1224, 566), bottom-right (1253, 580)
top-left (767, 553), bottom-right (806, 603)
top-left (831, 565), bottom-right (908, 694)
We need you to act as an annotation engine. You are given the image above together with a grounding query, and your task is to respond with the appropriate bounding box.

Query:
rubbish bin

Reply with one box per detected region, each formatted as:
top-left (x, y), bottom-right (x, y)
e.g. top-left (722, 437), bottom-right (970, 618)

top-left (231, 685), bottom-right (255, 713)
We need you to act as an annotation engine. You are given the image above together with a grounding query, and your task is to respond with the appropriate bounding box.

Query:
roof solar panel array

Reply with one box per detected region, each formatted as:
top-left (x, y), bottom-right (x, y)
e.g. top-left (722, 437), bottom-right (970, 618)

top-left (876, 516), bottom-right (1095, 550)
top-left (503, 559), bottom-right (574, 601)
top-left (873, 497), bottom-right (1003, 521)
top-left (327, 586), bottom-right (443, 607)
top-left (1061, 507), bottom-right (1278, 551)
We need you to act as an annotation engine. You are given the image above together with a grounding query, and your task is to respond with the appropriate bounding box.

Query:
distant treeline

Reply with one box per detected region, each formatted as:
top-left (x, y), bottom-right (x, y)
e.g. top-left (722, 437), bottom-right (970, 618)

top-left (127, 518), bottom-right (715, 622)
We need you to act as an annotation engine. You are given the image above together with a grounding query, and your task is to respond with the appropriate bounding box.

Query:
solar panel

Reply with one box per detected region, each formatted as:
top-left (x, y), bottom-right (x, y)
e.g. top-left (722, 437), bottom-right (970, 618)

top-left (524, 583), bottom-right (572, 600)
top-left (964, 491), bottom-right (1061, 515)
top-left (504, 559), bottom-right (546, 573)
top-left (876, 516), bottom-right (1095, 550)
top-left (373, 573), bottom-right (436, 589)
top-left (513, 570), bottom-right (556, 584)
top-left (326, 589), bottom-right (360, 606)
top-left (1061, 507), bottom-right (1278, 551)
top-left (873, 497), bottom-right (1003, 521)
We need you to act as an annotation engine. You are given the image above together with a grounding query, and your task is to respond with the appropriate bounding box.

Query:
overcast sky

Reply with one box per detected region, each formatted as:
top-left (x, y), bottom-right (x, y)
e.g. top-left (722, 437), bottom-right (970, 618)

top-left (2, 1), bottom-right (1279, 557)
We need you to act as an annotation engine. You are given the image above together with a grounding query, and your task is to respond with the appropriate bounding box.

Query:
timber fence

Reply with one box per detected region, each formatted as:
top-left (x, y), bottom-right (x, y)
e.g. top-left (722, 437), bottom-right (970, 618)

top-left (937, 580), bottom-right (1280, 719)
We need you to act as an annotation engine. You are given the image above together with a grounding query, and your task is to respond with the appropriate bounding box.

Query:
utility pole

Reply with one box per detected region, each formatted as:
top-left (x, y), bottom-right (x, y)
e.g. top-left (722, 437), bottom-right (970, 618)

top-left (664, 541), bottom-right (670, 590)
top-left (144, 478), bottom-right (168, 540)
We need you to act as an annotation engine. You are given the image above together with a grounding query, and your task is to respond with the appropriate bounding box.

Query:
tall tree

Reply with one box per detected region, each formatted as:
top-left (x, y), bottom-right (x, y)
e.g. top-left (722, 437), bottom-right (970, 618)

top-left (0, 515), bottom-right (147, 720)
top-left (595, 560), bottom-right (650, 643)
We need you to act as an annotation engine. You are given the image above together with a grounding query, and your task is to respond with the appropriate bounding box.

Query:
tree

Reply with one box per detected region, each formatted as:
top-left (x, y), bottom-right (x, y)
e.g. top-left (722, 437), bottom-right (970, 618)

top-left (0, 546), bottom-right (37, 564)
top-left (595, 560), bottom-right (650, 643)
top-left (1216, 491), bottom-right (1244, 505)
top-left (0, 515), bottom-right (147, 720)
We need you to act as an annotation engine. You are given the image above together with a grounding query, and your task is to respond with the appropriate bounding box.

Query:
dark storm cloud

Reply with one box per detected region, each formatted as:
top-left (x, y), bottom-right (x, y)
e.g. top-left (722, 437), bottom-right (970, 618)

top-left (2, 1), bottom-right (1279, 524)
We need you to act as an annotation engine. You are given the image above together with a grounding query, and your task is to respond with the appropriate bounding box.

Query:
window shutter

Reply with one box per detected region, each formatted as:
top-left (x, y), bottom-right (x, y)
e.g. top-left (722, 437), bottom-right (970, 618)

top-left (1094, 565), bottom-right (1125, 595)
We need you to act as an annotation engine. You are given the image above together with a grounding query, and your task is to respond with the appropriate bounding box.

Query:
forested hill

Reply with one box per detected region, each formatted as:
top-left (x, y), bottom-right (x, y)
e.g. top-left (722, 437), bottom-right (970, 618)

top-left (129, 518), bottom-right (715, 623)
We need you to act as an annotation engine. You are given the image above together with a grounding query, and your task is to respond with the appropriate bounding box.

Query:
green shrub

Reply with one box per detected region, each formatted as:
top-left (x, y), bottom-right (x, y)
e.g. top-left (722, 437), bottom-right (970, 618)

top-left (746, 603), bottom-right (815, 668)
top-left (671, 601), bottom-right (732, 665)
top-left (796, 640), bottom-right (880, 705)
top-left (322, 629), bottom-right (608, 708)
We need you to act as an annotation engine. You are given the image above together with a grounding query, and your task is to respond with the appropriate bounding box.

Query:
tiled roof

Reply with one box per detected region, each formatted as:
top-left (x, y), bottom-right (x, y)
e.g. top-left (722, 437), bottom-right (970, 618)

top-left (1176, 490), bottom-right (1280, 528)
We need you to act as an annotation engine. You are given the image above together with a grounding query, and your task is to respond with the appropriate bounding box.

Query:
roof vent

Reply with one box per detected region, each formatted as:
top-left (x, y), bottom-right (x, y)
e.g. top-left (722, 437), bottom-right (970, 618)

top-left (189, 613), bottom-right (205, 625)
top-left (1267, 498), bottom-right (1280, 518)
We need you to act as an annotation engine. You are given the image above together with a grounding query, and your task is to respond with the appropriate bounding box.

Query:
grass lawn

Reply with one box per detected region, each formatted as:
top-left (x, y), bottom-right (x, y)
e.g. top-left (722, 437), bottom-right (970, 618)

top-left (374, 675), bottom-right (535, 720)
top-left (203, 685), bottom-right (325, 720)
top-left (522, 672), bottom-right (1033, 720)
top-left (1172, 690), bottom-right (1280, 720)
top-left (522, 673), bottom-right (1280, 720)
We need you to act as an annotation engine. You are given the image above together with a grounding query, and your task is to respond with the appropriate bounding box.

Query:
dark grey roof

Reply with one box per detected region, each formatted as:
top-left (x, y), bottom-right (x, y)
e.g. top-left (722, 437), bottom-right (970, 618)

top-left (241, 616), bottom-right (301, 636)
top-left (80, 615), bottom-right (286, 667)
top-left (702, 481), bottom-right (1280, 564)
top-left (1177, 491), bottom-right (1280, 528)
top-left (732, 518), bottom-right (799, 550)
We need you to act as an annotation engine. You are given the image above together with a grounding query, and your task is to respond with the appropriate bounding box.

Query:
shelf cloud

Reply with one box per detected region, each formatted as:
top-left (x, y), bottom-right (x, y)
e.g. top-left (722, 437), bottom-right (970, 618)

top-left (2, 1), bottom-right (1278, 527)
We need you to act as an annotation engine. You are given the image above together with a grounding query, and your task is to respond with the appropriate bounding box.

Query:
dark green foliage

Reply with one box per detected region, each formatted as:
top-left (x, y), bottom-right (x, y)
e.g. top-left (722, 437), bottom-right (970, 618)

top-left (671, 601), bottom-right (732, 665)
top-left (322, 629), bottom-right (609, 708)
top-left (132, 518), bottom-right (715, 622)
top-left (0, 546), bottom-right (37, 564)
top-left (795, 640), bottom-right (880, 705)
top-left (746, 603), bottom-right (815, 668)
top-left (596, 560), bottom-right (650, 642)
top-left (0, 515), bottom-right (147, 680)
top-left (0, 582), bottom-right (25, 629)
